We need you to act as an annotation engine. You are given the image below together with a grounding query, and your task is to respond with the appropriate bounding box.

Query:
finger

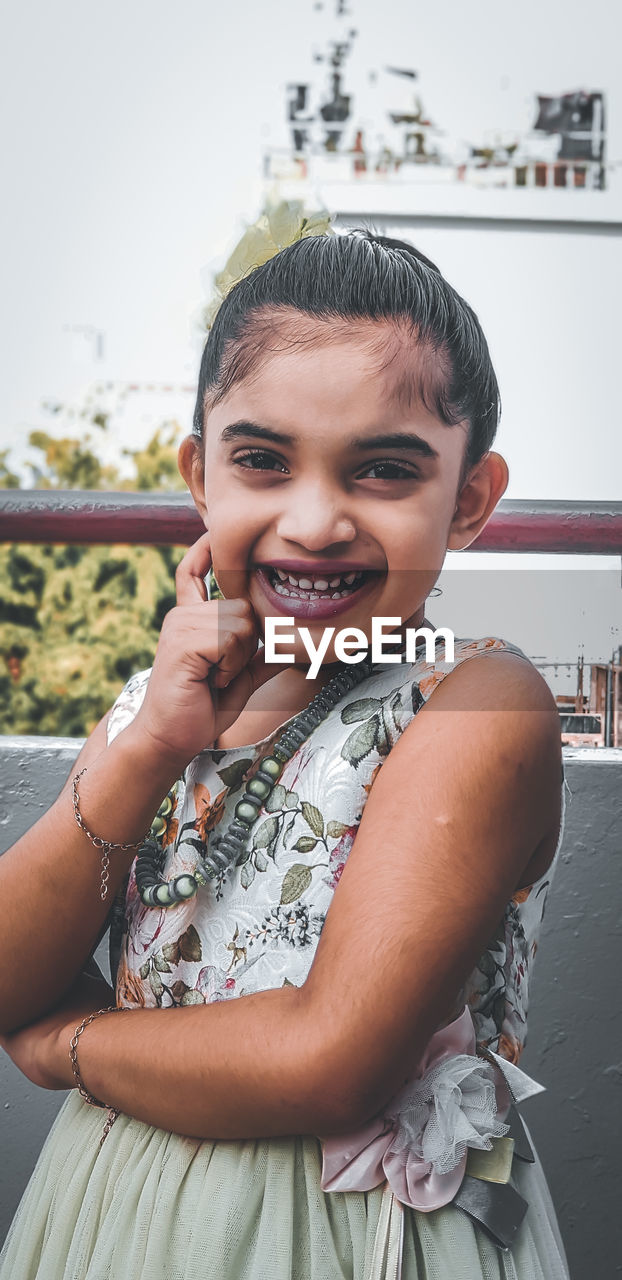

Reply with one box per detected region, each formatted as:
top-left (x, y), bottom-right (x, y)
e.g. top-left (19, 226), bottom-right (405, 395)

top-left (175, 531), bottom-right (212, 607)
top-left (207, 613), bottom-right (260, 688)
top-left (212, 643), bottom-right (296, 698)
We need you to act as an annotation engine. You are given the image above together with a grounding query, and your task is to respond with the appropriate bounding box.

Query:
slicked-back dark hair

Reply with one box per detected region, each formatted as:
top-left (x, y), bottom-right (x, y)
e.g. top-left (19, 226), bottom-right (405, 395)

top-left (193, 230), bottom-right (500, 471)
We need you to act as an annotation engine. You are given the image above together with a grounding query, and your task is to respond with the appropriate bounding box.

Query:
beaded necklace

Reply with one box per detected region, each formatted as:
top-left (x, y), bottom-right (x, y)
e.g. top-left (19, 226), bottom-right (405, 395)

top-left (135, 656), bottom-right (375, 909)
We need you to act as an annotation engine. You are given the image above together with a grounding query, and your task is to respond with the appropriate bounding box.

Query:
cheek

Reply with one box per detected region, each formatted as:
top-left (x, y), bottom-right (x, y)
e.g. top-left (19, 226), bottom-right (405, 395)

top-left (381, 506), bottom-right (448, 568)
top-left (205, 496), bottom-right (260, 598)
top-left (381, 568), bottom-right (439, 614)
top-left (205, 486), bottom-right (247, 543)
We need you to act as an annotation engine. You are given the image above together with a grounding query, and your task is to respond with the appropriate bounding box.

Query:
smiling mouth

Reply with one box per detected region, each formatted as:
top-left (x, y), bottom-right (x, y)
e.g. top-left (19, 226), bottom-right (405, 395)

top-left (260, 565), bottom-right (381, 601)
top-left (253, 565), bottom-right (382, 621)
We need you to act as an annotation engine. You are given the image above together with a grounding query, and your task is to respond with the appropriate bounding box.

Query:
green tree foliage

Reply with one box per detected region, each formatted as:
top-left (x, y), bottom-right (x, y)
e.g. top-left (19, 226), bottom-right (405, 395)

top-left (25, 429), bottom-right (118, 490)
top-left (0, 403), bottom-right (193, 737)
top-left (0, 449), bottom-right (20, 489)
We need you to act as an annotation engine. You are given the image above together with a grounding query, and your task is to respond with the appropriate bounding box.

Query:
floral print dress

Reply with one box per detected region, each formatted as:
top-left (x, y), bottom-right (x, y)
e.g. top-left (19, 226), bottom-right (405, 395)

top-left (107, 634), bottom-right (565, 1068)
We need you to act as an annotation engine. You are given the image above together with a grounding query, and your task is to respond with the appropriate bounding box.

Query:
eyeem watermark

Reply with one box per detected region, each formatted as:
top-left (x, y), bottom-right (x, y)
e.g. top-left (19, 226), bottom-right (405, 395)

top-left (265, 617), bottom-right (455, 679)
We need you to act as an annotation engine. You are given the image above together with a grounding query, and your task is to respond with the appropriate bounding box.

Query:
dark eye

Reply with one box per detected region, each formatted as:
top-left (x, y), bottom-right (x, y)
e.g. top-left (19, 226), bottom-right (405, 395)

top-left (234, 449), bottom-right (288, 473)
top-left (359, 460), bottom-right (421, 480)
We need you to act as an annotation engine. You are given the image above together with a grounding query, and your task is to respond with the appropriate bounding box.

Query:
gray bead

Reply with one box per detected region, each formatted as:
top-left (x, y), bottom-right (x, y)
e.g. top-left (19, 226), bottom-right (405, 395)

top-left (254, 770), bottom-right (277, 787)
top-left (247, 777), bottom-right (271, 799)
top-left (235, 801), bottom-right (259, 825)
top-left (211, 847), bottom-right (233, 869)
top-left (172, 875), bottom-right (197, 900)
top-left (154, 882), bottom-right (174, 907)
top-left (136, 862), bottom-right (157, 882)
top-left (240, 791), bottom-right (262, 809)
top-left (259, 756), bottom-right (282, 778)
top-left (221, 835), bottom-right (243, 852)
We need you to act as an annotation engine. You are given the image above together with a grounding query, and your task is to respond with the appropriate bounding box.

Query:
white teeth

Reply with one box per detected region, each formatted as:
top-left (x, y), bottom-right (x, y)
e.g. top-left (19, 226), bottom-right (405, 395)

top-left (273, 579), bottom-right (345, 601)
top-left (268, 567), bottom-right (366, 596)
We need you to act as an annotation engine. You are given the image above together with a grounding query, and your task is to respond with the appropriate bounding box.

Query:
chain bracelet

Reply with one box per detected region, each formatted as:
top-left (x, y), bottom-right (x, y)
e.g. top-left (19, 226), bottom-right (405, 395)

top-left (69, 1007), bottom-right (118, 1105)
top-left (99, 1106), bottom-right (122, 1148)
top-left (72, 767), bottom-right (152, 901)
top-left (69, 1006), bottom-right (131, 1146)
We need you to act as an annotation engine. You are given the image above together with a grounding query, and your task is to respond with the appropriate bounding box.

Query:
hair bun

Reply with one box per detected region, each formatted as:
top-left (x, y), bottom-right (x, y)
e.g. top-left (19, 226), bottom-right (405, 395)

top-left (351, 229), bottom-right (442, 276)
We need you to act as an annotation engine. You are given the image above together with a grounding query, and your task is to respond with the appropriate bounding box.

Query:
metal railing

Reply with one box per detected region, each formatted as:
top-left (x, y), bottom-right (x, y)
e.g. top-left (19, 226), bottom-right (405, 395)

top-left (1, 491), bottom-right (622, 554)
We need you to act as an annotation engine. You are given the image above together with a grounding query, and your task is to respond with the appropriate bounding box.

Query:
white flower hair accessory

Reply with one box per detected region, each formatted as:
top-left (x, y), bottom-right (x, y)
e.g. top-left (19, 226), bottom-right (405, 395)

top-left (200, 199), bottom-right (335, 332)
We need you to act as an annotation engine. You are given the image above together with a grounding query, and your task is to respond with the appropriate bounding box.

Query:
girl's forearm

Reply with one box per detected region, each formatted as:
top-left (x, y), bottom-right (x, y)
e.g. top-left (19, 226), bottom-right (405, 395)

top-left (61, 986), bottom-right (346, 1139)
top-left (0, 725), bottom-right (188, 1034)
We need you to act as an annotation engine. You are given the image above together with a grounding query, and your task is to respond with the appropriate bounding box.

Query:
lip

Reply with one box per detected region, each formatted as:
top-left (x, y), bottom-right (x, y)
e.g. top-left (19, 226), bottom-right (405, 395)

top-left (254, 566), bottom-right (381, 620)
top-left (256, 559), bottom-right (381, 574)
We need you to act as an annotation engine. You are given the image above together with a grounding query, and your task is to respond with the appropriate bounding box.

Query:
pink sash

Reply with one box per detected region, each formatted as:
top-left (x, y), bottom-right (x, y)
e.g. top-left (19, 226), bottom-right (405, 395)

top-left (320, 1004), bottom-right (544, 1212)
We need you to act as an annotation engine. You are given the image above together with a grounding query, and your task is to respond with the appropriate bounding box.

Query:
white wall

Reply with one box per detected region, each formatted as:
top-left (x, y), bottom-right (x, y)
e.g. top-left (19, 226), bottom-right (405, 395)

top-left (371, 218), bottom-right (622, 502)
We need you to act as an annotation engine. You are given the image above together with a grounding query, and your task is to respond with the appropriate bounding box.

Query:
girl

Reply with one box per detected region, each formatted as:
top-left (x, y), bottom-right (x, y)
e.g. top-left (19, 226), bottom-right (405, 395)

top-left (0, 224), bottom-right (570, 1279)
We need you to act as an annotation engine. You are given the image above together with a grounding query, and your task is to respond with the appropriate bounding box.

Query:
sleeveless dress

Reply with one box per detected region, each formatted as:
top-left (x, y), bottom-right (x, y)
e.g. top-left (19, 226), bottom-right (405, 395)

top-left (0, 635), bottom-right (571, 1280)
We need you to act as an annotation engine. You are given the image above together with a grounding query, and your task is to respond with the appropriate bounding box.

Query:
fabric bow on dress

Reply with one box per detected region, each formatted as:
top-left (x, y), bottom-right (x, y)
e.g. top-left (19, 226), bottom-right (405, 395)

top-left (320, 1005), bottom-right (545, 1278)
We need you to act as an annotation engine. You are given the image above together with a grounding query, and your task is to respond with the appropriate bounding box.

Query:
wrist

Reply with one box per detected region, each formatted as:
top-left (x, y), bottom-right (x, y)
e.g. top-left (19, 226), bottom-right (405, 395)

top-left (72, 726), bottom-right (188, 860)
top-left (49, 1018), bottom-right (80, 1092)
top-left (66, 1006), bottom-right (120, 1104)
top-left (118, 721), bottom-right (193, 786)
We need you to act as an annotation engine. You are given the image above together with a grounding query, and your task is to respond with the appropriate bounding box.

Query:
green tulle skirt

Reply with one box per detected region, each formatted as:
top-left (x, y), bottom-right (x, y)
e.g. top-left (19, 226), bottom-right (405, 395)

top-left (0, 1092), bottom-right (569, 1279)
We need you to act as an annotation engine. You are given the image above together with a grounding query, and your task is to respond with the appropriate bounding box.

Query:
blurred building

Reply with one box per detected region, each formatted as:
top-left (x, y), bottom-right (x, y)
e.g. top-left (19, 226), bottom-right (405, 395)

top-left (538, 653), bottom-right (622, 747)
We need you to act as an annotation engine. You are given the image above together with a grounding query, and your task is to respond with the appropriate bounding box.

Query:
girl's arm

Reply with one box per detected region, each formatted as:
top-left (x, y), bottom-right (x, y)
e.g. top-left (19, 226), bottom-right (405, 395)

top-left (0, 532), bottom-right (287, 1036)
top-left (0, 717), bottom-right (188, 1034)
top-left (38, 650), bottom-right (561, 1138)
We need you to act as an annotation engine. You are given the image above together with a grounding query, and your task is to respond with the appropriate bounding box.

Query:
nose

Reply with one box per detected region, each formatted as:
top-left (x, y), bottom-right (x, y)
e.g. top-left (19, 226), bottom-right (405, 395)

top-left (275, 479), bottom-right (357, 550)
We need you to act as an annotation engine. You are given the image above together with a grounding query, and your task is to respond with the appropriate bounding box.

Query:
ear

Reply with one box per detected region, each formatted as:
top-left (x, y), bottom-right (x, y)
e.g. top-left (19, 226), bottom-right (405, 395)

top-left (178, 434), bottom-right (208, 526)
top-left (448, 450), bottom-right (509, 551)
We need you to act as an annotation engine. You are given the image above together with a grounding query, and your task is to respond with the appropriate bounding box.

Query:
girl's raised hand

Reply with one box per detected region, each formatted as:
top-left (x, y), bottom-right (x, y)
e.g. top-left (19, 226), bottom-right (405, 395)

top-left (131, 532), bottom-right (289, 767)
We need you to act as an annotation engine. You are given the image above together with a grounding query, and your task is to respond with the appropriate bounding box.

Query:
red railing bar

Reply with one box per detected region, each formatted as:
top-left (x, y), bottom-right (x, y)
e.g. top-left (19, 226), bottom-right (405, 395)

top-left (473, 503), bottom-right (622, 554)
top-left (1, 491), bottom-right (621, 555)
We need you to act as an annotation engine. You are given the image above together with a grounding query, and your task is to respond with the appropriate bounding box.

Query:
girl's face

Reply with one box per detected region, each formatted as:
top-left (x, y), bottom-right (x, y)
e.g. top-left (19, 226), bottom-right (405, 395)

top-left (181, 316), bottom-right (507, 668)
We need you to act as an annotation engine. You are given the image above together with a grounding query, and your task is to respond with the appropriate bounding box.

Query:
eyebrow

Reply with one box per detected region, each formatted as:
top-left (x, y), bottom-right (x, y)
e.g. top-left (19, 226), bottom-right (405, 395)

top-left (356, 431), bottom-right (439, 460)
top-left (219, 421), bottom-right (439, 460)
